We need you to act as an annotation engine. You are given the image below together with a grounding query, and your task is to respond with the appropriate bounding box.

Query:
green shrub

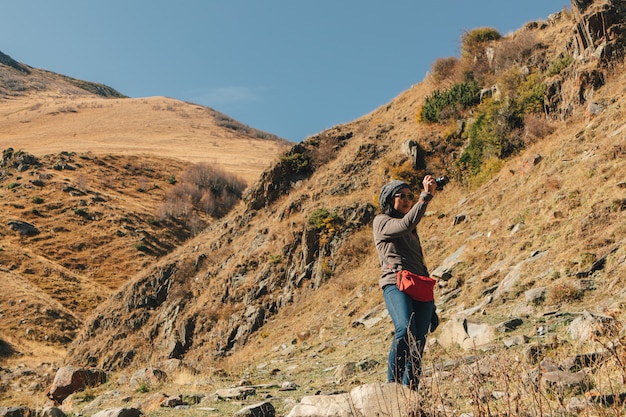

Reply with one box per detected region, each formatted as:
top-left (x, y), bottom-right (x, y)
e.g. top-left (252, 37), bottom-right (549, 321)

top-left (458, 99), bottom-right (521, 174)
top-left (308, 208), bottom-right (332, 230)
top-left (134, 243), bottom-right (148, 252)
top-left (307, 208), bottom-right (340, 234)
top-left (420, 81), bottom-right (481, 123)
top-left (457, 66), bottom-right (545, 179)
top-left (280, 152), bottom-right (311, 176)
top-left (32, 197), bottom-right (44, 204)
top-left (469, 156), bottom-right (505, 189)
top-left (546, 55), bottom-right (573, 77)
top-left (268, 254), bottom-right (282, 264)
top-left (517, 72), bottom-right (546, 114)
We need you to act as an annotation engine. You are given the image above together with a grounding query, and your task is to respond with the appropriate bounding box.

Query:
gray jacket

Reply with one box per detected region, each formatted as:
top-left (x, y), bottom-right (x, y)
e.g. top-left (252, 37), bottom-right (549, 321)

top-left (373, 191), bottom-right (432, 289)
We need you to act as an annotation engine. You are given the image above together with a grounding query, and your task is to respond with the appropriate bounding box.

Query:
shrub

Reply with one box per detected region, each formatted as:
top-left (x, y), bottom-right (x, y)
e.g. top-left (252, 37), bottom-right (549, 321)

top-left (457, 66), bottom-right (546, 180)
top-left (268, 254), bottom-right (282, 264)
top-left (461, 28), bottom-right (502, 55)
top-left (32, 197), bottom-right (44, 204)
top-left (160, 162), bottom-right (246, 220)
top-left (498, 67), bottom-right (546, 115)
top-left (280, 152), bottom-right (311, 176)
top-left (547, 280), bottom-right (582, 304)
top-left (74, 208), bottom-right (88, 217)
top-left (431, 57), bottom-right (460, 84)
top-left (524, 114), bottom-right (554, 145)
top-left (134, 243), bottom-right (148, 252)
top-left (420, 81), bottom-right (481, 123)
top-left (546, 55), bottom-right (573, 77)
top-left (458, 102), bottom-right (503, 174)
top-left (517, 72), bottom-right (546, 114)
top-left (307, 208), bottom-right (339, 232)
top-left (307, 208), bottom-right (343, 247)
top-left (469, 156), bottom-right (505, 189)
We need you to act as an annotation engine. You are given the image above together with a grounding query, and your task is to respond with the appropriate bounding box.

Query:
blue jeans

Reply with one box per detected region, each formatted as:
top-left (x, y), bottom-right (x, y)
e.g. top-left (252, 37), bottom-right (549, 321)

top-left (383, 284), bottom-right (434, 389)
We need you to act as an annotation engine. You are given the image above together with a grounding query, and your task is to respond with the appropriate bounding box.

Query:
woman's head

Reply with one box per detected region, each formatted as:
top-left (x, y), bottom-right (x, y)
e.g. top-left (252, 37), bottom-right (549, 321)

top-left (392, 187), bottom-right (414, 215)
top-left (379, 180), bottom-right (412, 215)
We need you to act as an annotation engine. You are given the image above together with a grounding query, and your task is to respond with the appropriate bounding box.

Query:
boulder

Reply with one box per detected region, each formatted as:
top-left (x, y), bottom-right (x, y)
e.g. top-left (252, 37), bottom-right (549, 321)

top-left (286, 383), bottom-right (417, 417)
top-left (234, 401), bottom-right (275, 417)
top-left (46, 366), bottom-right (107, 404)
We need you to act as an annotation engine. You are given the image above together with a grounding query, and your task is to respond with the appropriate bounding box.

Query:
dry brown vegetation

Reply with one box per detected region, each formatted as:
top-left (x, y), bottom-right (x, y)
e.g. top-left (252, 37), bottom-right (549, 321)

top-left (0, 62), bottom-right (290, 353)
top-left (1, 4), bottom-right (626, 416)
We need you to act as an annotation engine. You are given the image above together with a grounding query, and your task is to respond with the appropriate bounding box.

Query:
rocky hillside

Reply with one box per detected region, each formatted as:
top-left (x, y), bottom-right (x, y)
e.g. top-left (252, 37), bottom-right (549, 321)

top-left (0, 53), bottom-right (290, 357)
top-left (67, 0), bottom-right (625, 375)
top-left (2, 1), bottom-right (626, 415)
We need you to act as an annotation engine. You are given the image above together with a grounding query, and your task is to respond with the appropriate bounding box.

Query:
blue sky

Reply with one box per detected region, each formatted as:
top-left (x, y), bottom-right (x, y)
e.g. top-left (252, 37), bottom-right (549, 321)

top-left (2, 1), bottom-right (570, 142)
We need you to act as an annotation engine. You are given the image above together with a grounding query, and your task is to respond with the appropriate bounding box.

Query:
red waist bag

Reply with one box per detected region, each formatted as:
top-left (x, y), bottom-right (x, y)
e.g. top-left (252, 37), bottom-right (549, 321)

top-left (396, 270), bottom-right (436, 302)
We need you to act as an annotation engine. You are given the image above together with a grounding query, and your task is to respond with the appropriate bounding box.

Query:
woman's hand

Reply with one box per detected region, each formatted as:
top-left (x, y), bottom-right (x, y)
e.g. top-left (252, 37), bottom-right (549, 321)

top-left (423, 175), bottom-right (437, 195)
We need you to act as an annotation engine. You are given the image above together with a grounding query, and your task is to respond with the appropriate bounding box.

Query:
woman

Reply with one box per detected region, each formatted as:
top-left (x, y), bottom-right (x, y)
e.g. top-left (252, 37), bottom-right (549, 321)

top-left (373, 176), bottom-right (438, 390)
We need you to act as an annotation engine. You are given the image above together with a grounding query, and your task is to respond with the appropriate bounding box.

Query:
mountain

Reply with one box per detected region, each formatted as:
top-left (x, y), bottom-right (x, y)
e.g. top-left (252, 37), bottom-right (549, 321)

top-left (2, 1), bottom-right (626, 414)
top-left (0, 54), bottom-right (290, 185)
top-left (0, 52), bottom-right (291, 358)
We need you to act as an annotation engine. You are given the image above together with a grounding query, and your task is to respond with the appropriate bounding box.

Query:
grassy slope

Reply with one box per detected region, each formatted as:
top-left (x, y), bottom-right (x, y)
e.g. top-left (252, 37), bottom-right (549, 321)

top-left (1, 7), bottom-right (626, 415)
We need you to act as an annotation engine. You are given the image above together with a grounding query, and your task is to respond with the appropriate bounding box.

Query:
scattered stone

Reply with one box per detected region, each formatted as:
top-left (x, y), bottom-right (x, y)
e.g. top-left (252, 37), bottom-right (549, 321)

top-left (560, 351), bottom-right (609, 371)
top-left (568, 311), bottom-right (614, 342)
top-left (128, 368), bottom-right (167, 389)
top-left (452, 214), bottom-right (467, 226)
top-left (40, 407), bottom-right (65, 417)
top-left (496, 318), bottom-right (523, 333)
top-left (509, 222), bottom-right (524, 234)
top-left (160, 395), bottom-right (185, 408)
top-left (215, 386), bottom-right (256, 400)
top-left (438, 317), bottom-right (496, 350)
top-left (576, 252), bottom-right (610, 278)
top-left (286, 383), bottom-right (417, 417)
top-left (587, 102), bottom-right (605, 116)
top-left (90, 408), bottom-right (142, 417)
top-left (279, 381), bottom-right (299, 391)
top-left (234, 401), bottom-right (275, 417)
top-left (431, 245), bottom-right (466, 281)
top-left (524, 287), bottom-right (546, 304)
top-left (585, 390), bottom-right (626, 407)
top-left (503, 334), bottom-right (530, 348)
top-left (351, 305), bottom-right (386, 328)
top-left (542, 369), bottom-right (590, 393)
top-left (566, 396), bottom-right (589, 414)
top-left (0, 406), bottom-right (33, 417)
top-left (7, 220), bottom-right (39, 236)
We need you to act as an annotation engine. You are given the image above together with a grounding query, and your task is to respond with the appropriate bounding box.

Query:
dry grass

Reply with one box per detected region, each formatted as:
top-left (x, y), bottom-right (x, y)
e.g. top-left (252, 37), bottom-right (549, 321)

top-left (2, 8), bottom-right (626, 416)
top-left (0, 95), bottom-right (290, 185)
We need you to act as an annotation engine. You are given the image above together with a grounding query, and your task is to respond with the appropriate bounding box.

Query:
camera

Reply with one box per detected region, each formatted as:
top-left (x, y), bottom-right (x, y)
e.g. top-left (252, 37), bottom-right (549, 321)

top-left (435, 175), bottom-right (449, 191)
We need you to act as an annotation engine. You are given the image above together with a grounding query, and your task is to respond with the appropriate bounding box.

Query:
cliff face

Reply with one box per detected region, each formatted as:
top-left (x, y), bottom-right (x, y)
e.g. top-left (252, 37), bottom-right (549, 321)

top-left (571, 0), bottom-right (626, 60)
